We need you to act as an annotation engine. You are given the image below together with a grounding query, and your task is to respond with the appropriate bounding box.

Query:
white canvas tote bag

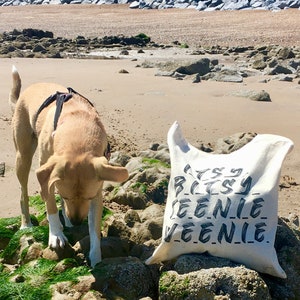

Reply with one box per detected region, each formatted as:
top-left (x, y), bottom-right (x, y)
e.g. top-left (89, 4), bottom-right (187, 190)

top-left (146, 121), bottom-right (294, 278)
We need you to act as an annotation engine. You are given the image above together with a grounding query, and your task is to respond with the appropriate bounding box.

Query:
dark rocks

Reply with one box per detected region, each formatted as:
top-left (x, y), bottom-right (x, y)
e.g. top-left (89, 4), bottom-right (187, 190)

top-left (0, 29), bottom-right (153, 58)
top-left (22, 28), bottom-right (54, 39)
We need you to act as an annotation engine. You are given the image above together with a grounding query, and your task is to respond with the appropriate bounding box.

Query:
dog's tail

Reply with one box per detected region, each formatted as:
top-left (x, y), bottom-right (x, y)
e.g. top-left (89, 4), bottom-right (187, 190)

top-left (9, 65), bottom-right (21, 113)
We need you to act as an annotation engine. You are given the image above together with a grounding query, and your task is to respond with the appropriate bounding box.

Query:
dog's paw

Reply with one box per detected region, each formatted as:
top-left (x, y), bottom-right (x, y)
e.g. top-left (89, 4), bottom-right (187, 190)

top-left (48, 231), bottom-right (68, 248)
top-left (48, 212), bottom-right (68, 248)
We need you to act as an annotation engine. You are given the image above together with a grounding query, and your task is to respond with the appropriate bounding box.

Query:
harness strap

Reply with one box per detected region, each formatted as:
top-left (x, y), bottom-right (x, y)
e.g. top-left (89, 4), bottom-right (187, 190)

top-left (53, 93), bottom-right (73, 130)
top-left (67, 87), bottom-right (94, 107)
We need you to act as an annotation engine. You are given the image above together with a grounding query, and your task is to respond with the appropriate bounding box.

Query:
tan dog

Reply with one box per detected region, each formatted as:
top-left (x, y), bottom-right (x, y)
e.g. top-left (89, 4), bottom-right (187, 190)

top-left (9, 66), bottom-right (128, 267)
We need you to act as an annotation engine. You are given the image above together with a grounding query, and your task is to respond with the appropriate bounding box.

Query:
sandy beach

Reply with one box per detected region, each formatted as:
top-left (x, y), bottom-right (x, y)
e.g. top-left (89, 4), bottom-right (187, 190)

top-left (0, 5), bottom-right (299, 218)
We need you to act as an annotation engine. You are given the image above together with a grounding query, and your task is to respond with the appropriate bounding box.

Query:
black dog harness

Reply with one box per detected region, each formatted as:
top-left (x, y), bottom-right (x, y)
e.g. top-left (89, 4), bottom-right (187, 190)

top-left (35, 87), bottom-right (94, 131)
top-left (35, 87), bottom-right (111, 159)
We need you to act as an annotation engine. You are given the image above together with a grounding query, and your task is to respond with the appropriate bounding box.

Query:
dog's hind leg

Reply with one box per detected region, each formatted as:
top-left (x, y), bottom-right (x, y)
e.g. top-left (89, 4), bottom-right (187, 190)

top-left (13, 118), bottom-right (37, 228)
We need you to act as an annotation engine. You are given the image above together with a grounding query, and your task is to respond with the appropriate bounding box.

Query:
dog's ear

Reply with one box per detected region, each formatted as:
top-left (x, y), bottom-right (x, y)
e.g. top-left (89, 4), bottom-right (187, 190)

top-left (36, 156), bottom-right (65, 200)
top-left (93, 157), bottom-right (129, 183)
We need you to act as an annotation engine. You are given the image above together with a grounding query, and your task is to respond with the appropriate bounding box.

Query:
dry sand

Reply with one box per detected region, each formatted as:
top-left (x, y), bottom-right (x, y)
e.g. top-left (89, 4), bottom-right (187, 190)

top-left (0, 5), bottom-right (299, 218)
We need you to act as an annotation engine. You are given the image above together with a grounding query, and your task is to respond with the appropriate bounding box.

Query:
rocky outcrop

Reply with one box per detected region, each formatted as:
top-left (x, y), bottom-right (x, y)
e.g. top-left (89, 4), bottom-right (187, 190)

top-left (151, 45), bottom-right (300, 84)
top-left (0, 29), bottom-right (153, 58)
top-left (1, 0), bottom-right (300, 10)
top-left (1, 134), bottom-right (300, 299)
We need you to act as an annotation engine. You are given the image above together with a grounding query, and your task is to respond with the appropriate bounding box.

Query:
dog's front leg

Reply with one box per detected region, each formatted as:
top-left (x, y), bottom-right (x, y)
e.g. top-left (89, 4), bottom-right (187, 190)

top-left (88, 195), bottom-right (102, 267)
top-left (46, 194), bottom-right (68, 248)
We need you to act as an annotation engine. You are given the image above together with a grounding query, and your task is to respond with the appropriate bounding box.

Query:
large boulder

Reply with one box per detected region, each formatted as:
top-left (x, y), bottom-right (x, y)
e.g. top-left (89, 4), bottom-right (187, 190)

top-left (159, 267), bottom-right (271, 299)
top-left (175, 58), bottom-right (212, 76)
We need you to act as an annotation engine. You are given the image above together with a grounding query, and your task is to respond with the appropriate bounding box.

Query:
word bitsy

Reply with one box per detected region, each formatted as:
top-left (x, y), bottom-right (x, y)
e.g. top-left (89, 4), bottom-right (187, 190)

top-left (145, 121), bottom-right (293, 279)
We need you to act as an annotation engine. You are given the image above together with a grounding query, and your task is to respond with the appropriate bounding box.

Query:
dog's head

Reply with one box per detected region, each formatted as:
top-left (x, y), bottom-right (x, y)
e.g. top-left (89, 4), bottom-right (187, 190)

top-left (36, 154), bottom-right (128, 225)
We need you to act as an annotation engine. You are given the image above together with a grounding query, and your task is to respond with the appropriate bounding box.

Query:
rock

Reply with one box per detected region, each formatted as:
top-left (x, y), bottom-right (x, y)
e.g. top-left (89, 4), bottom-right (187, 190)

top-left (91, 257), bottom-right (157, 299)
top-left (266, 217), bottom-right (300, 298)
top-left (222, 0), bottom-right (250, 10)
top-left (129, 0), bottom-right (139, 8)
top-left (277, 47), bottom-right (295, 60)
top-left (53, 258), bottom-right (79, 273)
top-left (1, 226), bottom-right (48, 264)
top-left (101, 236), bottom-right (132, 258)
top-left (81, 291), bottom-right (104, 300)
top-left (139, 203), bottom-right (165, 222)
top-left (214, 132), bottom-right (257, 154)
top-left (277, 75), bottom-right (294, 82)
top-left (192, 73), bottom-right (201, 83)
top-left (266, 63), bottom-right (293, 75)
top-left (109, 151), bottom-right (131, 167)
top-left (118, 69), bottom-right (129, 74)
top-left (205, 67), bottom-right (244, 83)
top-left (233, 89), bottom-right (271, 102)
top-left (131, 217), bottom-right (163, 244)
top-left (288, 59), bottom-right (300, 70)
top-left (175, 58), bottom-right (211, 76)
top-left (0, 162), bottom-right (5, 176)
top-left (22, 28), bottom-right (53, 39)
top-left (252, 57), bottom-right (267, 70)
top-left (110, 187), bottom-right (148, 209)
top-left (120, 49), bottom-right (129, 55)
top-left (279, 175), bottom-right (298, 189)
top-left (159, 267), bottom-right (271, 299)
top-left (109, 156), bottom-right (170, 208)
top-left (23, 242), bottom-right (43, 263)
top-left (249, 90), bottom-right (271, 101)
top-left (42, 243), bottom-right (75, 261)
top-left (174, 253), bottom-right (239, 274)
top-left (155, 70), bottom-right (175, 77)
top-left (106, 218), bottom-right (132, 240)
top-left (124, 209), bottom-right (141, 227)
